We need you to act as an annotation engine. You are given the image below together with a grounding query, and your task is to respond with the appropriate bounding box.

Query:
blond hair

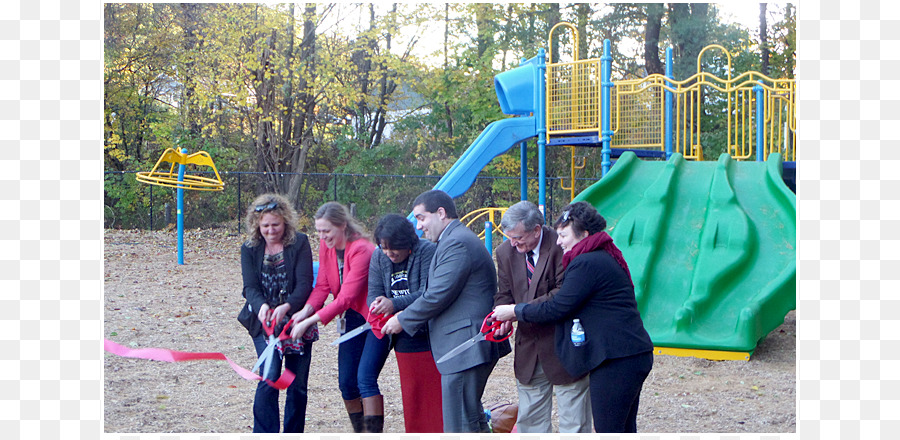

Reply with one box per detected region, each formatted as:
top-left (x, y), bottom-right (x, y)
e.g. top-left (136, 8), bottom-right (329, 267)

top-left (244, 193), bottom-right (298, 247)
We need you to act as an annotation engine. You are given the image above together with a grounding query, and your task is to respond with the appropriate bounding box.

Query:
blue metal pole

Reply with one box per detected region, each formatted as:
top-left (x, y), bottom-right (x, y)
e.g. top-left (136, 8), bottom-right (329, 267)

top-left (755, 84), bottom-right (764, 161)
top-left (601, 40), bottom-right (612, 176)
top-left (177, 147), bottom-right (187, 265)
top-left (536, 48), bottom-right (548, 219)
top-left (520, 141), bottom-right (528, 201)
top-left (484, 221), bottom-right (493, 256)
top-left (665, 47), bottom-right (674, 160)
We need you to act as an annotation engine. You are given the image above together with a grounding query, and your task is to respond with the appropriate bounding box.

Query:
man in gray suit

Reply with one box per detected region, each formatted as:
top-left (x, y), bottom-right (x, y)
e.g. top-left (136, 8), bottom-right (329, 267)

top-left (382, 190), bottom-right (511, 432)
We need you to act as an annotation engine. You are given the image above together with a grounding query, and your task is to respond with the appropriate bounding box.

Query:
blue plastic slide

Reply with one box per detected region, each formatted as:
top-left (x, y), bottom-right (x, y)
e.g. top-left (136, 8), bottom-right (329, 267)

top-left (431, 116), bottom-right (537, 198)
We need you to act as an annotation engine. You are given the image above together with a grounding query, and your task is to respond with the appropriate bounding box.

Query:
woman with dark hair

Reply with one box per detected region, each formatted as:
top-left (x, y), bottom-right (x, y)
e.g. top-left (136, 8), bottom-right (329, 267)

top-left (239, 193), bottom-right (315, 433)
top-left (367, 214), bottom-right (443, 432)
top-left (493, 201), bottom-right (654, 433)
top-left (288, 202), bottom-right (382, 432)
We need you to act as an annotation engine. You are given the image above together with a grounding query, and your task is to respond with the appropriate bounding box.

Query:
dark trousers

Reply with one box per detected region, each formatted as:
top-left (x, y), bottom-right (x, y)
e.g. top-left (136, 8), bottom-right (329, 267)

top-left (588, 351), bottom-right (653, 433)
top-left (251, 334), bottom-right (313, 433)
top-left (440, 358), bottom-right (498, 432)
top-left (337, 309), bottom-right (392, 400)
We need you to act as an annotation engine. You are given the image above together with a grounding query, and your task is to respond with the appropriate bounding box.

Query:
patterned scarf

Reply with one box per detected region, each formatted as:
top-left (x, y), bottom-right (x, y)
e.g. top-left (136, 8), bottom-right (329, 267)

top-left (562, 231), bottom-right (633, 288)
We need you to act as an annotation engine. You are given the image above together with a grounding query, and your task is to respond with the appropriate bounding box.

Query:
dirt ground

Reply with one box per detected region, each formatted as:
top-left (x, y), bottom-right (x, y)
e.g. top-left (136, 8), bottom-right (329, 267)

top-left (103, 227), bottom-right (796, 433)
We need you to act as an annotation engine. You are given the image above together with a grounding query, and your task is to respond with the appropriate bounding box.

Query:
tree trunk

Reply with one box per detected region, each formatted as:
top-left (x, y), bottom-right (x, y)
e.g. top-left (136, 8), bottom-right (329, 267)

top-left (644, 4), bottom-right (665, 75)
top-left (575, 3), bottom-right (590, 61)
top-left (547, 3), bottom-right (561, 63)
top-left (475, 4), bottom-right (493, 61)
top-left (178, 4), bottom-right (203, 141)
top-left (281, 4), bottom-right (296, 163)
top-left (443, 3), bottom-right (453, 138)
top-left (287, 3), bottom-right (318, 211)
top-left (759, 3), bottom-right (769, 75)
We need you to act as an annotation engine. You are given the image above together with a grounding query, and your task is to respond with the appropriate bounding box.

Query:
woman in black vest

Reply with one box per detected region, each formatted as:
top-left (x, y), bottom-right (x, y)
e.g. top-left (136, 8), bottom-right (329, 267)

top-left (238, 193), bottom-right (315, 433)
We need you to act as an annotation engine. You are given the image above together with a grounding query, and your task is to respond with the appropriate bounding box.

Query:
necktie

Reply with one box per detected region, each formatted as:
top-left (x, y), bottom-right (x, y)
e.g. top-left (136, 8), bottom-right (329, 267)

top-left (526, 250), bottom-right (535, 285)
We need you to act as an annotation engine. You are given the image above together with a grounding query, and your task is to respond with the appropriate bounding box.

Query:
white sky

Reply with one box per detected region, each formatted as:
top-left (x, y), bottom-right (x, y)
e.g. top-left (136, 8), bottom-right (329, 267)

top-left (317, 2), bottom-right (791, 68)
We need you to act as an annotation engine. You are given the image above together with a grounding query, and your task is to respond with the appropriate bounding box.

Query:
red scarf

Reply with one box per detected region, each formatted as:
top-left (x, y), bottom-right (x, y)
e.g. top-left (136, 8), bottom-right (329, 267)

top-left (562, 231), bottom-right (633, 288)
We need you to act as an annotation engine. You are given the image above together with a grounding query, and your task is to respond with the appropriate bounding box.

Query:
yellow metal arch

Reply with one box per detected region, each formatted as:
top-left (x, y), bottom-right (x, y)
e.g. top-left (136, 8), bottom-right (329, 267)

top-left (136, 148), bottom-right (225, 191)
top-left (461, 207), bottom-right (508, 240)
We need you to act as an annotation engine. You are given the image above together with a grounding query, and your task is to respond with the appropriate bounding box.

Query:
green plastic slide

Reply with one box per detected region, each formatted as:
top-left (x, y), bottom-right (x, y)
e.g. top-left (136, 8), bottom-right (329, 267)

top-left (574, 152), bottom-right (796, 354)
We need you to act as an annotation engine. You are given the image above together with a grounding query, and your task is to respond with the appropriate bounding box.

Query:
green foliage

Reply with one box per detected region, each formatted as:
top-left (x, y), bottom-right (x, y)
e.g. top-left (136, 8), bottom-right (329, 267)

top-left (105, 3), bottom-right (796, 230)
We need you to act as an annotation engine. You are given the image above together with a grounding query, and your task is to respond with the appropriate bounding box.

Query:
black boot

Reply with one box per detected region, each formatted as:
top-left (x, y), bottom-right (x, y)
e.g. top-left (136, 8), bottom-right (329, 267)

top-left (362, 395), bottom-right (385, 433)
top-left (364, 415), bottom-right (384, 433)
top-left (344, 397), bottom-right (364, 433)
top-left (348, 411), bottom-right (365, 433)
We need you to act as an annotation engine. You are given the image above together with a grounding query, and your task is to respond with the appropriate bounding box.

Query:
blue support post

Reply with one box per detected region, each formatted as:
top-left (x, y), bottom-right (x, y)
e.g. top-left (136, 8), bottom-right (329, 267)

top-left (484, 221), bottom-right (493, 256)
top-left (755, 84), bottom-right (765, 161)
top-left (536, 48), bottom-right (548, 219)
top-left (600, 40), bottom-right (613, 176)
top-left (177, 147), bottom-right (187, 265)
top-left (665, 47), bottom-right (674, 160)
top-left (520, 141), bottom-right (528, 201)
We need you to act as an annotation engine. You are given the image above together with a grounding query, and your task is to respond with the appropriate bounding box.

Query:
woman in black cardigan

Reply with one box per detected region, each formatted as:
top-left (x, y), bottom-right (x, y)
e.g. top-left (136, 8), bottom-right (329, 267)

top-left (238, 193), bottom-right (315, 433)
top-left (493, 201), bottom-right (653, 433)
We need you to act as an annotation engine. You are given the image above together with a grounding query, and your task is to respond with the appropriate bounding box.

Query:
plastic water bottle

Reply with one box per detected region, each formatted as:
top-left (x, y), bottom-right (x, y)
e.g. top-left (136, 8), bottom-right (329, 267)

top-left (571, 318), bottom-right (585, 346)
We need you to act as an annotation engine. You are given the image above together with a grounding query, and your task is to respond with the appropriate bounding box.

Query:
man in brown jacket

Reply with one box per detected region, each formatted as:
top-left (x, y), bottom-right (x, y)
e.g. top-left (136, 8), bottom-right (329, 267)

top-left (493, 201), bottom-right (592, 433)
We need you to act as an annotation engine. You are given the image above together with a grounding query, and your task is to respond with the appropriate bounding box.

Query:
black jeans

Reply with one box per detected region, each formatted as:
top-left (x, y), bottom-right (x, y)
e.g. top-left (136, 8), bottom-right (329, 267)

top-left (251, 334), bottom-right (313, 433)
top-left (588, 351), bottom-right (653, 433)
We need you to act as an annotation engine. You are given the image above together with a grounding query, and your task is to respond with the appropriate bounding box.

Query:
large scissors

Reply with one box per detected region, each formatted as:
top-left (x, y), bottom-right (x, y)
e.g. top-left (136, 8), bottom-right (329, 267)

top-left (251, 316), bottom-right (294, 381)
top-left (436, 312), bottom-right (512, 364)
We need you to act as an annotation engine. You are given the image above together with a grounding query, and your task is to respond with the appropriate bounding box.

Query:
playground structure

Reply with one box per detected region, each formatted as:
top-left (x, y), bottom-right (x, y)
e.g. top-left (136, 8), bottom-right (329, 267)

top-left (425, 23), bottom-right (796, 359)
top-left (136, 148), bottom-right (225, 264)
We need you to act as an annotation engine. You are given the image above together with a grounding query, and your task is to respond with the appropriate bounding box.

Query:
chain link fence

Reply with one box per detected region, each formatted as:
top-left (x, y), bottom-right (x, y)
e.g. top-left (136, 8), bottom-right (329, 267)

top-left (104, 170), bottom-right (602, 234)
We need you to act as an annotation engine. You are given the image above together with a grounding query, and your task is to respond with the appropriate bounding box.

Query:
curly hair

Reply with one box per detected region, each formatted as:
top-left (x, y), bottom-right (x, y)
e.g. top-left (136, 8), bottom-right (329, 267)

top-left (373, 214), bottom-right (418, 251)
top-left (244, 193), bottom-right (298, 248)
top-left (314, 201), bottom-right (370, 242)
top-left (553, 201), bottom-right (607, 236)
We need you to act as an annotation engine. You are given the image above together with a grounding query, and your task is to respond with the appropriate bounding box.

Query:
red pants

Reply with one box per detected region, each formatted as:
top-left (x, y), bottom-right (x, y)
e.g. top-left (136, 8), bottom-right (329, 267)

top-left (396, 350), bottom-right (443, 432)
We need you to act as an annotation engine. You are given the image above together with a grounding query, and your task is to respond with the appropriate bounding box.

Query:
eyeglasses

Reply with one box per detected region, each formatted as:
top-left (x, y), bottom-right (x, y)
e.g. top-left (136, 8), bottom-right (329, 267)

top-left (254, 201), bottom-right (278, 212)
top-left (560, 210), bottom-right (570, 223)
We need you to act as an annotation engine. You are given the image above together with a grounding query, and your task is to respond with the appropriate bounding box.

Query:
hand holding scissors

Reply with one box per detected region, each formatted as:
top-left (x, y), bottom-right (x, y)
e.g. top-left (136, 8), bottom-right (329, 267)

top-left (252, 317), bottom-right (295, 381)
top-left (436, 312), bottom-right (513, 364)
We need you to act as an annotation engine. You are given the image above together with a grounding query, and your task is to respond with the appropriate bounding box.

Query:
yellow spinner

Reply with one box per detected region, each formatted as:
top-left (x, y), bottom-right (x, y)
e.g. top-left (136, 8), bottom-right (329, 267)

top-left (136, 148), bottom-right (225, 191)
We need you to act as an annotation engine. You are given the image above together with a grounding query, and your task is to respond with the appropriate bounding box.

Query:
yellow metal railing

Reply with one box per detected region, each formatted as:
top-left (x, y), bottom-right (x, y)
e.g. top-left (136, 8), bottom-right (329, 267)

top-left (544, 27), bottom-right (797, 162)
top-left (461, 207), bottom-right (508, 241)
top-left (612, 71), bottom-right (796, 161)
top-left (546, 23), bottom-right (602, 136)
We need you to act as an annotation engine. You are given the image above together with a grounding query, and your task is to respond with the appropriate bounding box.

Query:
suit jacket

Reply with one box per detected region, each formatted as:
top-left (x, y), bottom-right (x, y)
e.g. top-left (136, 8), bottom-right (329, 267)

top-left (494, 226), bottom-right (581, 385)
top-left (398, 219), bottom-right (512, 375)
top-left (240, 234), bottom-right (315, 337)
top-left (367, 238), bottom-right (436, 311)
top-left (515, 249), bottom-right (654, 378)
top-left (306, 237), bottom-right (375, 325)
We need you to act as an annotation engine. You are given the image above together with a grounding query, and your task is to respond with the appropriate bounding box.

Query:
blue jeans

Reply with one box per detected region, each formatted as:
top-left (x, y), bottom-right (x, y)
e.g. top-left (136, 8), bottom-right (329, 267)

top-left (251, 334), bottom-right (312, 433)
top-left (338, 309), bottom-right (392, 400)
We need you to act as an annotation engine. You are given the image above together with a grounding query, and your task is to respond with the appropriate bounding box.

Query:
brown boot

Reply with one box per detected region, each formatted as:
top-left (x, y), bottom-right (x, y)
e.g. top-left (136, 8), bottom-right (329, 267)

top-left (362, 394), bottom-right (385, 433)
top-left (344, 398), bottom-right (364, 433)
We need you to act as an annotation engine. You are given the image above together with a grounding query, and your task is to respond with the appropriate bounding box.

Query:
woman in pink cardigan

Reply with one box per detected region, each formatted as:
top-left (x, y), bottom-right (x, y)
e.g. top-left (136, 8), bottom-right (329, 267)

top-left (289, 202), bottom-right (387, 432)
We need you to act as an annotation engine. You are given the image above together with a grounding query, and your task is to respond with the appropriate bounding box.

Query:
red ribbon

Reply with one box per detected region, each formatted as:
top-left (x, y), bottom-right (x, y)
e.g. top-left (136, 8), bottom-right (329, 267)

top-left (366, 313), bottom-right (392, 339)
top-left (103, 339), bottom-right (295, 390)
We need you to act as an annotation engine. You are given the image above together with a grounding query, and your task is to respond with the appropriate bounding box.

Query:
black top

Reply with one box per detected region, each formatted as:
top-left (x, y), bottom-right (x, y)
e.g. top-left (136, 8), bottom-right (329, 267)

top-left (516, 249), bottom-right (653, 378)
top-left (240, 235), bottom-right (315, 338)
